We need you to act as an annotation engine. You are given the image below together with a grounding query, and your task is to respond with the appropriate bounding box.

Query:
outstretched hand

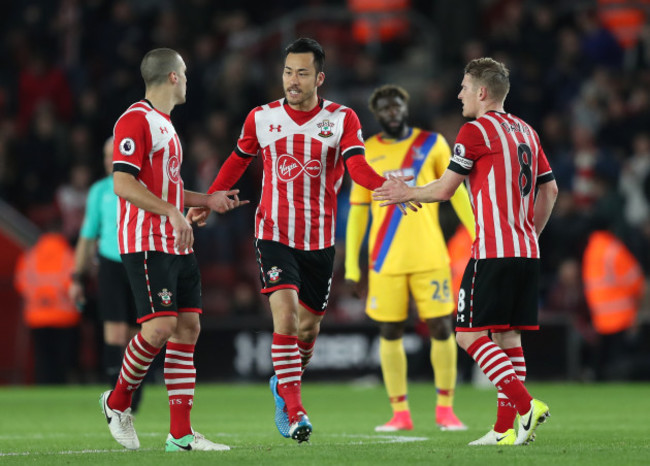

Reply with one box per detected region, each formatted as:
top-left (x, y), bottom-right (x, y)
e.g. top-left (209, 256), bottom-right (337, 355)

top-left (187, 190), bottom-right (250, 227)
top-left (373, 176), bottom-right (422, 214)
top-left (207, 189), bottom-right (249, 214)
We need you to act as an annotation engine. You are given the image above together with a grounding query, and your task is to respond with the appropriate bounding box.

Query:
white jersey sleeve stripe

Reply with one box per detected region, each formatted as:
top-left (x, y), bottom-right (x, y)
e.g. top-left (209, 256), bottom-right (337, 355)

top-left (470, 120), bottom-right (491, 149)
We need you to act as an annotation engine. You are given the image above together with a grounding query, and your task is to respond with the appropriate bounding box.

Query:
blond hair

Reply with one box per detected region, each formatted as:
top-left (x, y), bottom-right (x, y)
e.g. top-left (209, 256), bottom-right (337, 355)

top-left (464, 57), bottom-right (510, 102)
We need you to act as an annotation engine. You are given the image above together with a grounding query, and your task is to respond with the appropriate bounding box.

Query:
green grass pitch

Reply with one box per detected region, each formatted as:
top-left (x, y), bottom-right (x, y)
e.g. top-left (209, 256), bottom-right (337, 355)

top-left (0, 382), bottom-right (648, 465)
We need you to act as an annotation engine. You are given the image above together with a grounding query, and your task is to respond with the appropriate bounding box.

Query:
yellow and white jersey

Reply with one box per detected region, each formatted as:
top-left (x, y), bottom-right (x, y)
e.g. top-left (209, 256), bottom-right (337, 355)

top-left (348, 128), bottom-right (474, 275)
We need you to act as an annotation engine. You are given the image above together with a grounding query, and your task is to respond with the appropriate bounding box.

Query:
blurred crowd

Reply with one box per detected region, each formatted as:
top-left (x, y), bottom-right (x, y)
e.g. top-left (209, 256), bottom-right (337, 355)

top-left (2, 0), bottom-right (650, 379)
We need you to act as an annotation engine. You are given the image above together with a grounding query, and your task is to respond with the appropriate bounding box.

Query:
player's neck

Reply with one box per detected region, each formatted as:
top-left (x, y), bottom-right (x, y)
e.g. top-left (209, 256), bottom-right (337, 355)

top-left (476, 103), bottom-right (504, 119)
top-left (144, 90), bottom-right (175, 115)
top-left (287, 95), bottom-right (319, 112)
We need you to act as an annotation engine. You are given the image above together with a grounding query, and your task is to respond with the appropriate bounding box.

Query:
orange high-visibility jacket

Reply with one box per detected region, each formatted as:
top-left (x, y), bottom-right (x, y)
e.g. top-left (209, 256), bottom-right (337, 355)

top-left (582, 230), bottom-right (645, 335)
top-left (14, 233), bottom-right (80, 328)
top-left (348, 0), bottom-right (411, 44)
top-left (447, 225), bottom-right (473, 307)
top-left (598, 0), bottom-right (647, 49)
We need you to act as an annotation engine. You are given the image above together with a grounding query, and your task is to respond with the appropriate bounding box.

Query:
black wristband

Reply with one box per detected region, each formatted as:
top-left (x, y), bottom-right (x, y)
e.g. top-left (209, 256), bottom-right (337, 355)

top-left (71, 272), bottom-right (84, 282)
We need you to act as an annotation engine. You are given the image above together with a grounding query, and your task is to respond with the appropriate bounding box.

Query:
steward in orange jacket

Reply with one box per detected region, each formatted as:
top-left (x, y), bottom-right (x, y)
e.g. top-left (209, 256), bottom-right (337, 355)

top-left (447, 224), bottom-right (473, 310)
top-left (348, 0), bottom-right (411, 44)
top-left (15, 232), bottom-right (80, 328)
top-left (582, 230), bottom-right (645, 335)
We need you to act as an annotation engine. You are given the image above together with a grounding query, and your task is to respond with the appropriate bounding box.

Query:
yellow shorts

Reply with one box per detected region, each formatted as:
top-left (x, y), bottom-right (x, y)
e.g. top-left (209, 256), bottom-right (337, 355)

top-left (366, 268), bottom-right (455, 322)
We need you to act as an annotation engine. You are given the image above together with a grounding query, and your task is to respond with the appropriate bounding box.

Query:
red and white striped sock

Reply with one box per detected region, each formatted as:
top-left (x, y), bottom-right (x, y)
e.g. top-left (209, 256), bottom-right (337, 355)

top-left (109, 332), bottom-right (159, 412)
top-left (297, 339), bottom-right (315, 372)
top-left (494, 346), bottom-right (526, 433)
top-left (165, 342), bottom-right (196, 439)
top-left (467, 336), bottom-right (532, 414)
top-left (272, 333), bottom-right (305, 423)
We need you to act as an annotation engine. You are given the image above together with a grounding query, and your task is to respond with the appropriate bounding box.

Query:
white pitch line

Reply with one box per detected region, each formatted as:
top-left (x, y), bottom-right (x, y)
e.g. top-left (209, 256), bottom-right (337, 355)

top-left (327, 434), bottom-right (429, 444)
top-left (0, 448), bottom-right (156, 457)
top-left (0, 433), bottom-right (428, 456)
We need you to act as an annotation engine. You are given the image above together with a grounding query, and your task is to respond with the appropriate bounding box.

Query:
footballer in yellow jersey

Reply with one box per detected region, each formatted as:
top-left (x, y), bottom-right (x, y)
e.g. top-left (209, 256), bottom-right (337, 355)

top-left (345, 84), bottom-right (475, 432)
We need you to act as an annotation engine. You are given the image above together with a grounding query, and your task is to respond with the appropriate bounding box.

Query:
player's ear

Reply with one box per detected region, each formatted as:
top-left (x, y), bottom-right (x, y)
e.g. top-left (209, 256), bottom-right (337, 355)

top-left (169, 71), bottom-right (178, 84)
top-left (316, 71), bottom-right (325, 88)
top-left (478, 85), bottom-right (488, 101)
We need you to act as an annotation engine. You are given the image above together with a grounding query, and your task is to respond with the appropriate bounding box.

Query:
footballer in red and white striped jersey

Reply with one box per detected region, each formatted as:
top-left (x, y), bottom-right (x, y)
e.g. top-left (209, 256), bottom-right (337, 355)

top-left (112, 99), bottom-right (189, 255)
top-left (448, 111), bottom-right (554, 260)
top-left (236, 97), bottom-right (366, 251)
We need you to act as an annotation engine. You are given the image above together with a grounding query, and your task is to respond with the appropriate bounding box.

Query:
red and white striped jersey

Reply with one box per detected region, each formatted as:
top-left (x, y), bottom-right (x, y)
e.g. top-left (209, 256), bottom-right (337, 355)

top-left (112, 100), bottom-right (189, 255)
top-left (448, 111), bottom-right (554, 260)
top-left (237, 98), bottom-right (365, 250)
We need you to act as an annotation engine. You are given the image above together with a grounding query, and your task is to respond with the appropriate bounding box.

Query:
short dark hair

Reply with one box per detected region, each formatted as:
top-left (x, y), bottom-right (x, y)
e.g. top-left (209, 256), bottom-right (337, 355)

top-left (464, 57), bottom-right (510, 102)
top-left (284, 38), bottom-right (325, 73)
top-left (368, 84), bottom-right (410, 114)
top-left (140, 48), bottom-right (182, 87)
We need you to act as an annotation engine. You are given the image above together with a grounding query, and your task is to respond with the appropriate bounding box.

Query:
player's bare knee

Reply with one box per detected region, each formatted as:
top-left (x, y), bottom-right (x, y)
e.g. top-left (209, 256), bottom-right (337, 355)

top-left (379, 321), bottom-right (404, 340)
top-left (455, 332), bottom-right (473, 351)
top-left (176, 320), bottom-right (201, 342)
top-left (426, 316), bottom-right (452, 340)
top-left (298, 321), bottom-right (320, 342)
top-left (142, 326), bottom-right (174, 347)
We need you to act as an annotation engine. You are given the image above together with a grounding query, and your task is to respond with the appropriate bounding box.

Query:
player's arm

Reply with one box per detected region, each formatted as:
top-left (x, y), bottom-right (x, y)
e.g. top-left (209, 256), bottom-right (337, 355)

top-left (70, 183), bottom-right (102, 306)
top-left (434, 134), bottom-right (475, 240)
top-left (373, 168), bottom-right (465, 205)
top-left (69, 236), bottom-right (96, 308)
top-left (114, 171), bottom-right (193, 250)
top-left (184, 187), bottom-right (248, 214)
top-left (375, 124), bottom-right (480, 207)
top-left (340, 108), bottom-right (386, 191)
top-left (533, 178), bottom-right (558, 236)
top-left (188, 109), bottom-right (259, 226)
top-left (449, 183), bottom-right (476, 241)
top-left (344, 202), bottom-right (370, 283)
top-left (344, 154), bottom-right (385, 191)
top-left (187, 150), bottom-right (254, 226)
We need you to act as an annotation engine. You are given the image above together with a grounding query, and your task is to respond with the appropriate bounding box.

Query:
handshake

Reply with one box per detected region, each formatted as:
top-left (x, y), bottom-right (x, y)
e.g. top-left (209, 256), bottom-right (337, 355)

top-left (187, 189), bottom-right (249, 227)
top-left (373, 175), bottom-right (422, 215)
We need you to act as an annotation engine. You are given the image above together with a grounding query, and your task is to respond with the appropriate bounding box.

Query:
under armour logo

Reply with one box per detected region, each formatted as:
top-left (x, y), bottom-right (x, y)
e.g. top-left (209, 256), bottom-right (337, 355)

top-left (160, 126), bottom-right (168, 134)
top-left (456, 313), bottom-right (465, 322)
top-left (269, 124), bottom-right (282, 132)
top-left (277, 154), bottom-right (322, 182)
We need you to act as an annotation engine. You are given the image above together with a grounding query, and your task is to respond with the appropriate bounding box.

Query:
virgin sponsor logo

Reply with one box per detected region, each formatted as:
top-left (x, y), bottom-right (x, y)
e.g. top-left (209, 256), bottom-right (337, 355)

top-left (277, 154), bottom-right (322, 182)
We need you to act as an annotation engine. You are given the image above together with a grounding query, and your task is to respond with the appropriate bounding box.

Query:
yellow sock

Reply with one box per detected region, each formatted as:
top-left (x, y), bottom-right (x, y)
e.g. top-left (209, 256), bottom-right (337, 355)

top-left (431, 335), bottom-right (457, 407)
top-left (379, 337), bottom-right (409, 412)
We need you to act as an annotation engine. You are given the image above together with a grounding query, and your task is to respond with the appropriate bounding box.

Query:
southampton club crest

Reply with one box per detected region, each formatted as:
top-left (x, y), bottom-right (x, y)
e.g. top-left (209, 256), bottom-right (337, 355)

top-left (267, 266), bottom-right (283, 283)
top-left (158, 288), bottom-right (173, 307)
top-left (317, 119), bottom-right (334, 138)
